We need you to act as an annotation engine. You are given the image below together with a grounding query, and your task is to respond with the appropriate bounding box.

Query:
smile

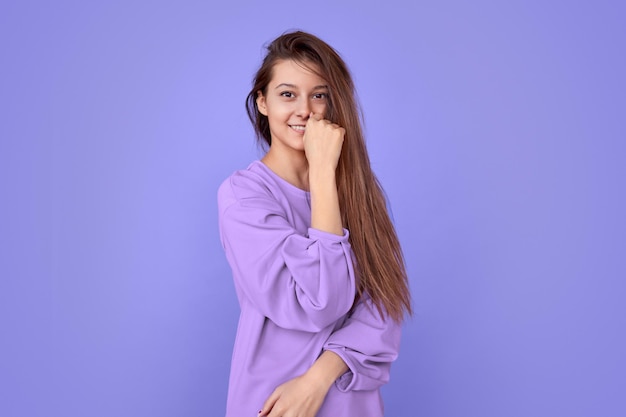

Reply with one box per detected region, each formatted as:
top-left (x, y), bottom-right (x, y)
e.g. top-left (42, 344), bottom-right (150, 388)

top-left (289, 125), bottom-right (306, 132)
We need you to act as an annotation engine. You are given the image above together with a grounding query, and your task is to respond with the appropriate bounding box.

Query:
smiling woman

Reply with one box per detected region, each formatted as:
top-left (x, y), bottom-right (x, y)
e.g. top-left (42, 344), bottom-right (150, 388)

top-left (217, 30), bottom-right (412, 417)
top-left (256, 60), bottom-right (332, 173)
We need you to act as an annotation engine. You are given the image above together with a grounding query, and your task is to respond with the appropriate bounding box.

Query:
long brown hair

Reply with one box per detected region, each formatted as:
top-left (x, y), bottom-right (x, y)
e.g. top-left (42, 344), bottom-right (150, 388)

top-left (246, 31), bottom-right (412, 322)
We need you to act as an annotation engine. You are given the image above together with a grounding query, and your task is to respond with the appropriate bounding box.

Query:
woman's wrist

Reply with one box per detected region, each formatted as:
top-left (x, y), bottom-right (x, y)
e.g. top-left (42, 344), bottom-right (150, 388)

top-left (304, 350), bottom-right (349, 391)
top-left (309, 167), bottom-right (343, 236)
top-left (308, 164), bottom-right (337, 186)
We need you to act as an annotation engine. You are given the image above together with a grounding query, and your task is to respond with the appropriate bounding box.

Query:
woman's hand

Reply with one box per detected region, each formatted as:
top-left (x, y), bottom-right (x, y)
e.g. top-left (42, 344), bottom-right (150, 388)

top-left (258, 351), bottom-right (348, 417)
top-left (258, 373), bottom-right (328, 417)
top-left (303, 113), bottom-right (345, 172)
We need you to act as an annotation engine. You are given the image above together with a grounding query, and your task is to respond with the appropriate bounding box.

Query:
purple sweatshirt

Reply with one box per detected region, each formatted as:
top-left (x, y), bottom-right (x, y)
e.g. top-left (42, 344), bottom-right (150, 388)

top-left (217, 160), bottom-right (401, 417)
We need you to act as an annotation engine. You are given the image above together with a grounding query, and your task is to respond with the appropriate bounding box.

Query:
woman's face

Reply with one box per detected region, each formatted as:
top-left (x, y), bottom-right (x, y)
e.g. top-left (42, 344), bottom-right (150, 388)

top-left (256, 59), bottom-right (328, 153)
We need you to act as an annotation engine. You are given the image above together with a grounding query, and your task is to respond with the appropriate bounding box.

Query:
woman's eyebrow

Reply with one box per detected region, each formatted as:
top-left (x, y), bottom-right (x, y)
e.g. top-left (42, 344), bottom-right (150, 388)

top-left (274, 83), bottom-right (328, 90)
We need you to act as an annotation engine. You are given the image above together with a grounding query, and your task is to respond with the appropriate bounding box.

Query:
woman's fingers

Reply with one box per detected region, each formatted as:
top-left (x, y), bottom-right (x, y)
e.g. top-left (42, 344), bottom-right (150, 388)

top-left (303, 114), bottom-right (345, 171)
top-left (309, 112), bottom-right (322, 121)
top-left (259, 375), bottom-right (328, 417)
top-left (258, 388), bottom-right (280, 416)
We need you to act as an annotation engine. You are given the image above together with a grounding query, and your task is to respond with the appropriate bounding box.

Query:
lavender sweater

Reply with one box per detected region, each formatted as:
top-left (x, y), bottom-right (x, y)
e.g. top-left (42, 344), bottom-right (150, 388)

top-left (217, 161), bottom-right (401, 417)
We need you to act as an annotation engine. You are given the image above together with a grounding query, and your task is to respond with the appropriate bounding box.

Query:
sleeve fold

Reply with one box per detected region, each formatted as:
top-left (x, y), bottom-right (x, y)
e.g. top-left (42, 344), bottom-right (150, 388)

top-left (323, 294), bottom-right (402, 392)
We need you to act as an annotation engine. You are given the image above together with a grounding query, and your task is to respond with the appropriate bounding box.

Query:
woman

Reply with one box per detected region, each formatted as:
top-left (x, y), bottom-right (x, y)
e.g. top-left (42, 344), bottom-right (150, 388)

top-left (218, 30), bottom-right (412, 417)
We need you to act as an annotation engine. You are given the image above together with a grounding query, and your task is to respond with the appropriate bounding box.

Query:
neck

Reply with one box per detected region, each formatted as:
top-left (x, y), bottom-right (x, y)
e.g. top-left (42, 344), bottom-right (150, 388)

top-left (261, 147), bottom-right (309, 191)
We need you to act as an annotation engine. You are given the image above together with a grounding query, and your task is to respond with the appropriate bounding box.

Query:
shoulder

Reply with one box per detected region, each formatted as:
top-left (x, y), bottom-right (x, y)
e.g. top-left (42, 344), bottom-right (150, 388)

top-left (217, 161), bottom-right (275, 211)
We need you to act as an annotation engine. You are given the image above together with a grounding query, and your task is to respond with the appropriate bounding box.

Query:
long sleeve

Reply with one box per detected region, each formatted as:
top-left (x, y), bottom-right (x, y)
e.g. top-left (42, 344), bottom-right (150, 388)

top-left (218, 169), bottom-right (357, 333)
top-left (323, 293), bottom-right (402, 392)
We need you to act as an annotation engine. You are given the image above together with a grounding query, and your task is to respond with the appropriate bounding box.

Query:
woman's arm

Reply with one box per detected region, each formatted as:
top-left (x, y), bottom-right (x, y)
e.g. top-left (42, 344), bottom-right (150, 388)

top-left (259, 295), bottom-right (402, 415)
top-left (259, 351), bottom-right (348, 417)
top-left (305, 113), bottom-right (345, 236)
top-left (218, 171), bottom-right (356, 332)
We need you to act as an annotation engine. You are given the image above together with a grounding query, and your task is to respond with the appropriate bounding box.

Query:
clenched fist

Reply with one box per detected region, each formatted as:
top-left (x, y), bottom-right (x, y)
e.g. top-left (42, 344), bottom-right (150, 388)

top-left (303, 113), bottom-right (345, 172)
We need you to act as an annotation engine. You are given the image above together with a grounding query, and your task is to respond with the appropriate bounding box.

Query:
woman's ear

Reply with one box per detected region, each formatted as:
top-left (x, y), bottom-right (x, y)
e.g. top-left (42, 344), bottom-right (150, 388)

top-left (256, 91), bottom-right (268, 116)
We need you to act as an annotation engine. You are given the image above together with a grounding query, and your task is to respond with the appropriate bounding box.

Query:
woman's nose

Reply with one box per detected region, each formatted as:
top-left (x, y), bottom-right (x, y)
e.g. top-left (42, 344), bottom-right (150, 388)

top-left (295, 98), bottom-right (311, 117)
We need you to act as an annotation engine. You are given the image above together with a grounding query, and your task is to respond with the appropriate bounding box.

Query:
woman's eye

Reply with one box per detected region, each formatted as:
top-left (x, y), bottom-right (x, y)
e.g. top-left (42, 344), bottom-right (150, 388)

top-left (313, 93), bottom-right (328, 99)
top-left (280, 91), bottom-right (294, 98)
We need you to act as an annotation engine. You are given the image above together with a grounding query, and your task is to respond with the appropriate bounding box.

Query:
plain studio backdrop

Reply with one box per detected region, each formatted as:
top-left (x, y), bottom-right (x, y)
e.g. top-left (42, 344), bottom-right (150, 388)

top-left (1, 1), bottom-right (624, 416)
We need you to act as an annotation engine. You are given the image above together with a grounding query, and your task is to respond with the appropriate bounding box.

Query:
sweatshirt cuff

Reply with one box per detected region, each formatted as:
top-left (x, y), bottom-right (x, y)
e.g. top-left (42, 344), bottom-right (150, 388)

top-left (323, 346), bottom-right (357, 392)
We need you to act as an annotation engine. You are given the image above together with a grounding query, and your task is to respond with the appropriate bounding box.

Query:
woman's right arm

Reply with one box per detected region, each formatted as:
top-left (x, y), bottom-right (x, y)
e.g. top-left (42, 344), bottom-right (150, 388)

top-left (218, 173), bottom-right (356, 333)
top-left (305, 113), bottom-right (345, 237)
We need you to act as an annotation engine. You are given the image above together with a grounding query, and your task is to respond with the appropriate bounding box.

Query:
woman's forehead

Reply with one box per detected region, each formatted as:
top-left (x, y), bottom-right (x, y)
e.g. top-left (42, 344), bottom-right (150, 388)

top-left (269, 59), bottom-right (326, 86)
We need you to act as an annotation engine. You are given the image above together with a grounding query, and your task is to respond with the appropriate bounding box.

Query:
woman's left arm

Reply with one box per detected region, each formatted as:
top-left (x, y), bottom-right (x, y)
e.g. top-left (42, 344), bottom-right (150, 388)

top-left (258, 350), bottom-right (347, 417)
top-left (259, 296), bottom-right (402, 415)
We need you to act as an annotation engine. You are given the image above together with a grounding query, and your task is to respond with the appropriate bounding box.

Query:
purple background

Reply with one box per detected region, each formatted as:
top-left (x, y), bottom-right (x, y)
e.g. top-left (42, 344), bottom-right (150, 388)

top-left (1, 1), bottom-right (625, 416)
